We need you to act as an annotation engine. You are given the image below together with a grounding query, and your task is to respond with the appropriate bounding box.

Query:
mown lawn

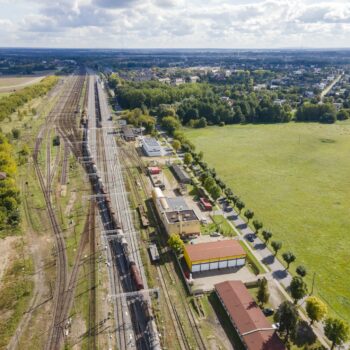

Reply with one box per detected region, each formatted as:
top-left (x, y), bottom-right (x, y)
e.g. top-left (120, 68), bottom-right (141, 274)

top-left (185, 121), bottom-right (350, 322)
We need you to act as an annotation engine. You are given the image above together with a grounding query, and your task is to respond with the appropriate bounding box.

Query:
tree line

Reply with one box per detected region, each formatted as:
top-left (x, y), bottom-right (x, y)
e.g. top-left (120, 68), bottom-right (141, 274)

top-left (0, 132), bottom-right (20, 233)
top-left (0, 76), bottom-right (58, 122)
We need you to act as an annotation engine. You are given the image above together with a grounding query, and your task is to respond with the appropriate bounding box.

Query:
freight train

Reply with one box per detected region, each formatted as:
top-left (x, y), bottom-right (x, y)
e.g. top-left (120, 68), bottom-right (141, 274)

top-left (81, 92), bottom-right (161, 350)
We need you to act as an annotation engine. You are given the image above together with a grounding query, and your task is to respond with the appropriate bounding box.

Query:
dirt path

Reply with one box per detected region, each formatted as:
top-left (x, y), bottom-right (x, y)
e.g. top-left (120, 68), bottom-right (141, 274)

top-left (0, 236), bottom-right (18, 282)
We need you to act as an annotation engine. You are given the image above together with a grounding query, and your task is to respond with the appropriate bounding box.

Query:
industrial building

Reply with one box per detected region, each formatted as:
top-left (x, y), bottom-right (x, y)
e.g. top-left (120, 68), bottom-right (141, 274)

top-left (152, 188), bottom-right (200, 238)
top-left (170, 164), bottom-right (192, 184)
top-left (141, 137), bottom-right (162, 157)
top-left (215, 280), bottom-right (286, 350)
top-left (184, 240), bottom-right (246, 273)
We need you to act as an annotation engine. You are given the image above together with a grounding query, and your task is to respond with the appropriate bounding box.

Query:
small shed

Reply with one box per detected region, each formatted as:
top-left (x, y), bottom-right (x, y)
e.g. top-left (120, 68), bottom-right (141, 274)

top-left (170, 164), bottom-right (191, 184)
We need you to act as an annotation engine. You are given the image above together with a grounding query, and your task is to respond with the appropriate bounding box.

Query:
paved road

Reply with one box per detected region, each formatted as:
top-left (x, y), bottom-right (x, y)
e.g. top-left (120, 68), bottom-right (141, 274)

top-left (320, 74), bottom-right (343, 102)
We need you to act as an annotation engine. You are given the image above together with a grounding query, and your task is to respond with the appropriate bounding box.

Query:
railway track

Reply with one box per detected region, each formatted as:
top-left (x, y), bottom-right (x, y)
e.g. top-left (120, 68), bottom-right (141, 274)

top-left (120, 144), bottom-right (208, 350)
top-left (32, 72), bottom-right (91, 350)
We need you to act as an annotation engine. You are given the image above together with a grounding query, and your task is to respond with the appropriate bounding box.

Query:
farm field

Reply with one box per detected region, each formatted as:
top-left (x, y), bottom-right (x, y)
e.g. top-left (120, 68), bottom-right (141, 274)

top-left (0, 76), bottom-right (45, 93)
top-left (185, 122), bottom-right (350, 322)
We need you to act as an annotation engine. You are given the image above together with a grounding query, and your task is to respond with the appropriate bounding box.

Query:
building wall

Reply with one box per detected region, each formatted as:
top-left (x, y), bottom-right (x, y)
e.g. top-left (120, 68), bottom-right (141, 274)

top-left (184, 249), bottom-right (246, 273)
top-left (163, 218), bottom-right (200, 237)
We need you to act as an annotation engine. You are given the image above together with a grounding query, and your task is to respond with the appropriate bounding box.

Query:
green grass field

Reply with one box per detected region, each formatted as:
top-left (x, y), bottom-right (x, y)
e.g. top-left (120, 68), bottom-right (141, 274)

top-left (185, 122), bottom-right (350, 322)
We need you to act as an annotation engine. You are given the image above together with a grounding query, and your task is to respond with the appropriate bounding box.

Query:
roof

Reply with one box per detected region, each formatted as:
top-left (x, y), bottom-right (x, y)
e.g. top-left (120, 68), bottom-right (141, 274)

top-left (122, 126), bottom-right (135, 138)
top-left (165, 210), bottom-right (198, 223)
top-left (215, 280), bottom-right (286, 350)
top-left (166, 197), bottom-right (188, 211)
top-left (171, 164), bottom-right (191, 183)
top-left (0, 172), bottom-right (7, 180)
top-left (185, 240), bottom-right (246, 262)
top-left (142, 137), bottom-right (161, 147)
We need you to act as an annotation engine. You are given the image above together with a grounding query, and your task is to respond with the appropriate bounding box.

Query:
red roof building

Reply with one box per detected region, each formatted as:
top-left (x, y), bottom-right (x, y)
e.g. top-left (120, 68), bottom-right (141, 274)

top-left (215, 280), bottom-right (286, 350)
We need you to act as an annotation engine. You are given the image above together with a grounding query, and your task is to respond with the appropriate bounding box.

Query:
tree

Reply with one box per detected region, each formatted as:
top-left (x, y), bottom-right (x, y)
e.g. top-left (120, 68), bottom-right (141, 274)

top-left (172, 139), bottom-right (181, 152)
top-left (324, 317), bottom-right (349, 350)
top-left (271, 241), bottom-right (282, 256)
top-left (244, 209), bottom-right (254, 223)
top-left (282, 251), bottom-right (296, 270)
top-left (236, 200), bottom-right (245, 213)
top-left (210, 185), bottom-right (221, 201)
top-left (306, 296), bottom-right (327, 325)
top-left (252, 220), bottom-right (263, 234)
top-left (184, 152), bottom-right (193, 165)
top-left (275, 301), bottom-right (298, 342)
top-left (204, 176), bottom-right (216, 192)
top-left (162, 116), bottom-right (181, 134)
top-left (262, 230), bottom-right (272, 244)
top-left (198, 151), bottom-right (204, 160)
top-left (337, 109), bottom-right (349, 121)
top-left (290, 276), bottom-right (308, 304)
top-left (296, 265), bottom-right (307, 278)
top-left (167, 234), bottom-right (185, 255)
top-left (257, 277), bottom-right (269, 306)
top-left (11, 128), bottom-right (21, 140)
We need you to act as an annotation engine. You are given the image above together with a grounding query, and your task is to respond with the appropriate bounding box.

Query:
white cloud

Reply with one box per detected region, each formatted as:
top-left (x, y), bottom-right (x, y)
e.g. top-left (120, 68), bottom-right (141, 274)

top-left (1, 0), bottom-right (350, 48)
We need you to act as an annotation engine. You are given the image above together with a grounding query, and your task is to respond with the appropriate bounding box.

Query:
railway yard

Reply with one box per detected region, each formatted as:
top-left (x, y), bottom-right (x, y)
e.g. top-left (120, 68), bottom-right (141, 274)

top-left (2, 69), bottom-right (292, 350)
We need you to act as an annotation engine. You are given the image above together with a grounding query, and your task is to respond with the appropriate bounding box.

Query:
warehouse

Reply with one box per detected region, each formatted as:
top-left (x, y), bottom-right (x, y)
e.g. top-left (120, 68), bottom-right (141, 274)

top-left (184, 240), bottom-right (246, 273)
top-left (170, 164), bottom-right (192, 184)
top-left (141, 137), bottom-right (162, 156)
top-left (215, 280), bottom-right (285, 350)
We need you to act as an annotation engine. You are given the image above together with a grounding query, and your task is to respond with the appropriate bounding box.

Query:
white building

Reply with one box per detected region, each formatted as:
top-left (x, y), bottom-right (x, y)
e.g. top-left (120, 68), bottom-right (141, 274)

top-left (141, 137), bottom-right (162, 157)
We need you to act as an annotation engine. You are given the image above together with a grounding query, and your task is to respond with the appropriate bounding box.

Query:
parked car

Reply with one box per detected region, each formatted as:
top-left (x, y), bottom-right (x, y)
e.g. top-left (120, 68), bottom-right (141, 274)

top-left (224, 206), bottom-right (233, 212)
top-left (247, 234), bottom-right (255, 242)
top-left (210, 232), bottom-right (221, 237)
top-left (272, 323), bottom-right (280, 330)
top-left (262, 308), bottom-right (274, 317)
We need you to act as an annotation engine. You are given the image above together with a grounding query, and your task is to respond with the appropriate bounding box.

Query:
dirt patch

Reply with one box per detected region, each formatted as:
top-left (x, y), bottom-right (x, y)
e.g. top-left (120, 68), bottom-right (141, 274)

top-left (0, 76), bottom-right (45, 92)
top-left (65, 190), bottom-right (77, 216)
top-left (70, 314), bottom-right (86, 350)
top-left (0, 236), bottom-right (19, 282)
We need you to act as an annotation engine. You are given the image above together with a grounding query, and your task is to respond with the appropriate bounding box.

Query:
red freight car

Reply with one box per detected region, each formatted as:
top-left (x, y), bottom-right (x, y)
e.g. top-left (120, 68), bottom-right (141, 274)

top-left (148, 167), bottom-right (161, 175)
top-left (130, 261), bottom-right (144, 290)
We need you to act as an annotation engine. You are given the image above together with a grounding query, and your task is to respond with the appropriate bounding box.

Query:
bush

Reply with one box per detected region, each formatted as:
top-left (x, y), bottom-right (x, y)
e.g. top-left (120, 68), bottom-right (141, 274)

top-left (320, 112), bottom-right (336, 124)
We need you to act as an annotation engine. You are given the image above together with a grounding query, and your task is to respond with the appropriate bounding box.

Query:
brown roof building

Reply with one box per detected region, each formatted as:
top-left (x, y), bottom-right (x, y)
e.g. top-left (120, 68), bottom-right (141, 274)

top-left (215, 280), bottom-right (286, 350)
top-left (184, 240), bottom-right (246, 273)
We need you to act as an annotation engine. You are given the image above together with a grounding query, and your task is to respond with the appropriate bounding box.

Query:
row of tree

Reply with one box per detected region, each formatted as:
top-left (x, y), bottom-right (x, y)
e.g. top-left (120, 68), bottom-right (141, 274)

top-left (0, 76), bottom-right (58, 122)
top-left (0, 133), bottom-right (20, 232)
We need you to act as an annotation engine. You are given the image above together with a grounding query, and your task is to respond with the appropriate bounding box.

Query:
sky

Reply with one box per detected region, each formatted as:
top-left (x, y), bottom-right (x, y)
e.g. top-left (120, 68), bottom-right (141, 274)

top-left (1, 0), bottom-right (350, 48)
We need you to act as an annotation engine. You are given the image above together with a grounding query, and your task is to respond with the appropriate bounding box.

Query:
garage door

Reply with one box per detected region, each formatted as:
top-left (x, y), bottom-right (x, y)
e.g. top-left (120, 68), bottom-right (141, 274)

top-left (210, 261), bottom-right (219, 270)
top-left (236, 258), bottom-right (245, 266)
top-left (219, 260), bottom-right (228, 269)
top-left (228, 259), bottom-right (237, 267)
top-left (200, 263), bottom-right (210, 271)
top-left (192, 264), bottom-right (201, 273)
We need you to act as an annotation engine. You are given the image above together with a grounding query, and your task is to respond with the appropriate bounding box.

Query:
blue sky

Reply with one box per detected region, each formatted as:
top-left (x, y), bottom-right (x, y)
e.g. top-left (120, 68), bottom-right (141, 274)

top-left (1, 0), bottom-right (350, 48)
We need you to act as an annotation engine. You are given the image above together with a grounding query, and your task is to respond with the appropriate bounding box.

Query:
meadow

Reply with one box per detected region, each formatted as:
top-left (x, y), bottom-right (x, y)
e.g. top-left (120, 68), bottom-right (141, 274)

top-left (185, 122), bottom-right (350, 322)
